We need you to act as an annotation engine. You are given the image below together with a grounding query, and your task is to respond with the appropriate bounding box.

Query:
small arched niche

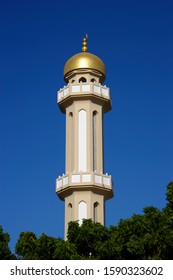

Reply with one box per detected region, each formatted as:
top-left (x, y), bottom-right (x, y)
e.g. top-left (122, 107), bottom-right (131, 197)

top-left (68, 112), bottom-right (74, 171)
top-left (91, 78), bottom-right (96, 83)
top-left (68, 203), bottom-right (72, 208)
top-left (93, 202), bottom-right (99, 223)
top-left (67, 203), bottom-right (73, 221)
top-left (79, 77), bottom-right (87, 83)
top-left (93, 110), bottom-right (98, 171)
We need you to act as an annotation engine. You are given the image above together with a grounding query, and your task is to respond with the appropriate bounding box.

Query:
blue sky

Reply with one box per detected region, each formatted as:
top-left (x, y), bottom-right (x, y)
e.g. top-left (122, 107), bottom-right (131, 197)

top-left (1, 0), bottom-right (173, 252)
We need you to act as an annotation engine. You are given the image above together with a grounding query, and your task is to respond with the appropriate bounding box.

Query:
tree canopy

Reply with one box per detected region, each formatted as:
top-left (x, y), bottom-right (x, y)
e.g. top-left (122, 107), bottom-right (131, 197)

top-left (0, 226), bottom-right (16, 259)
top-left (1, 182), bottom-right (173, 260)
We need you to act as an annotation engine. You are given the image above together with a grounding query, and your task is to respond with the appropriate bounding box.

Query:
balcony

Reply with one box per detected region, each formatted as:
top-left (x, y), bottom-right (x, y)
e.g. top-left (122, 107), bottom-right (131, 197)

top-left (56, 171), bottom-right (113, 200)
top-left (57, 82), bottom-right (112, 112)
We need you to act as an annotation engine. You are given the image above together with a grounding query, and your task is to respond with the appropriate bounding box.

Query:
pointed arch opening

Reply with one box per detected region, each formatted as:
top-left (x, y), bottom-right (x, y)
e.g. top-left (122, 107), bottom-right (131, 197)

top-left (93, 110), bottom-right (97, 171)
top-left (78, 109), bottom-right (87, 172)
top-left (68, 203), bottom-right (72, 208)
top-left (68, 112), bottom-right (74, 171)
top-left (67, 203), bottom-right (73, 222)
top-left (93, 202), bottom-right (99, 223)
top-left (91, 78), bottom-right (96, 83)
top-left (79, 77), bottom-right (87, 83)
top-left (78, 201), bottom-right (87, 225)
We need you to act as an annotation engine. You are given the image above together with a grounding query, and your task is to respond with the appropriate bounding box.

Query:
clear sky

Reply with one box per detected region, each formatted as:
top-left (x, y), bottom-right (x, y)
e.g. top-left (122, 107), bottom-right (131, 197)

top-left (0, 0), bottom-right (173, 252)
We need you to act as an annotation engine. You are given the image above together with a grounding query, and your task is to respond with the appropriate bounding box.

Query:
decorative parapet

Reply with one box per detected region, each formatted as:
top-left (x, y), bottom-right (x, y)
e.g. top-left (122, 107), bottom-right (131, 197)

top-left (57, 82), bottom-right (111, 103)
top-left (56, 171), bottom-right (113, 193)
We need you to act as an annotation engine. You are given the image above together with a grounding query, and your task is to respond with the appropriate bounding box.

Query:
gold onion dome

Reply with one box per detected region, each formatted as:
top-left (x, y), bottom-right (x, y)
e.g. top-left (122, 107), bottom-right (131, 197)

top-left (64, 35), bottom-right (106, 83)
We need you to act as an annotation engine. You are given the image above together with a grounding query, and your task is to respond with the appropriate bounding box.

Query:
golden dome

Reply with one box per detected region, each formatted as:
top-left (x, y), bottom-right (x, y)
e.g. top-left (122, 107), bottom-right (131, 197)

top-left (64, 35), bottom-right (106, 83)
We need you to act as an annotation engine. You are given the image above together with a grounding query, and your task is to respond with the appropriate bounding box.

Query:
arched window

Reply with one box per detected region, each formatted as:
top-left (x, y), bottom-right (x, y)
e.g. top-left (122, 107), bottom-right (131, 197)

top-left (68, 112), bottom-right (74, 171)
top-left (93, 111), bottom-right (97, 171)
top-left (79, 77), bottom-right (87, 83)
top-left (67, 203), bottom-right (73, 222)
top-left (78, 201), bottom-right (87, 225)
top-left (93, 202), bottom-right (99, 223)
top-left (78, 110), bottom-right (87, 172)
top-left (91, 78), bottom-right (96, 82)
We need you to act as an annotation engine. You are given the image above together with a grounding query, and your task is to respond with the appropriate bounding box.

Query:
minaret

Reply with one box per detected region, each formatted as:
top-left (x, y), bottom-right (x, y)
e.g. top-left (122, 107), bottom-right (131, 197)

top-left (56, 35), bottom-right (113, 238)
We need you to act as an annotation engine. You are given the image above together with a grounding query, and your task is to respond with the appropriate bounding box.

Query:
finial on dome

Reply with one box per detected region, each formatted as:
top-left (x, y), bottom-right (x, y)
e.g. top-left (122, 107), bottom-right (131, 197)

top-left (82, 34), bottom-right (88, 52)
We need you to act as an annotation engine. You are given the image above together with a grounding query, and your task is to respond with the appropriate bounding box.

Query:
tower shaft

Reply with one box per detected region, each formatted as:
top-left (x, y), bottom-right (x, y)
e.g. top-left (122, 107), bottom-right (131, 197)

top-left (66, 99), bottom-right (104, 174)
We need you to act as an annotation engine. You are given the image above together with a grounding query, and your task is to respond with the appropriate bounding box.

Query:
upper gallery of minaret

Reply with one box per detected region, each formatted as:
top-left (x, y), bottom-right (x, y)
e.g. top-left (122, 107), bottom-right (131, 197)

top-left (58, 35), bottom-right (111, 114)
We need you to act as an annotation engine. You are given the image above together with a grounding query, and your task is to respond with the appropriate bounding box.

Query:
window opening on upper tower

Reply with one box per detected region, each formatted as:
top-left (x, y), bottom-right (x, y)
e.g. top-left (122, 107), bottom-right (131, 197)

top-left (68, 112), bottom-right (74, 172)
top-left (91, 78), bottom-right (96, 83)
top-left (93, 111), bottom-right (97, 171)
top-left (79, 77), bottom-right (87, 83)
top-left (68, 203), bottom-right (72, 208)
top-left (78, 201), bottom-right (87, 225)
top-left (94, 202), bottom-right (99, 223)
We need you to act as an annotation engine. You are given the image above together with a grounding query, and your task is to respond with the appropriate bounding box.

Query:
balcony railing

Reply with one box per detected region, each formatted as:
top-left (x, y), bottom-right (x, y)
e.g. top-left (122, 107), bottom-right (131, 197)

top-left (57, 82), bottom-right (110, 103)
top-left (56, 171), bottom-right (112, 192)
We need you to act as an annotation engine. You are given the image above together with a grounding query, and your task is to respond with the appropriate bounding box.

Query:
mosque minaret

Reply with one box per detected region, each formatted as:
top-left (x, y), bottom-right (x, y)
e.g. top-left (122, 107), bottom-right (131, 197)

top-left (56, 35), bottom-right (113, 238)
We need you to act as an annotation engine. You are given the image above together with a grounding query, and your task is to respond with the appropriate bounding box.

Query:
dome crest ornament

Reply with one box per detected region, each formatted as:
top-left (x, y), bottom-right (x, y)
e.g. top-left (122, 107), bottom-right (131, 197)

top-left (82, 34), bottom-right (88, 52)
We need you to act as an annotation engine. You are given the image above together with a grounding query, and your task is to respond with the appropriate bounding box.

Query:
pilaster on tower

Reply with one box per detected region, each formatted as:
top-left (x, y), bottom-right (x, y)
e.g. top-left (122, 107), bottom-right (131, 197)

top-left (56, 35), bottom-right (114, 239)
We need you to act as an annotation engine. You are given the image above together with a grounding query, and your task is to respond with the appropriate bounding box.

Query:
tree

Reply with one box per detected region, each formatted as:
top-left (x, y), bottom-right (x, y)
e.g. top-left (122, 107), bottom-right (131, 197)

top-left (14, 181), bottom-right (173, 260)
top-left (15, 231), bottom-right (78, 260)
top-left (36, 233), bottom-right (58, 260)
top-left (67, 219), bottom-right (109, 259)
top-left (163, 182), bottom-right (173, 216)
top-left (0, 226), bottom-right (16, 260)
top-left (67, 182), bottom-right (173, 260)
top-left (161, 182), bottom-right (173, 259)
top-left (15, 231), bottom-right (38, 259)
top-left (53, 239), bottom-right (79, 260)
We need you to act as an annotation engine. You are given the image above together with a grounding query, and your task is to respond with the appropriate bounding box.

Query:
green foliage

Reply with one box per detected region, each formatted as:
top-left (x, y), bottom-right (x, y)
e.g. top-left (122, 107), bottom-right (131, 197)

top-left (11, 181), bottom-right (173, 259)
top-left (15, 232), bottom-right (38, 259)
top-left (0, 226), bottom-right (16, 259)
top-left (67, 220), bottom-right (80, 244)
top-left (166, 182), bottom-right (173, 205)
top-left (37, 234), bottom-right (58, 260)
top-left (68, 219), bottom-right (109, 258)
top-left (67, 182), bottom-right (173, 260)
top-left (15, 232), bottom-right (79, 260)
top-left (53, 240), bottom-right (79, 260)
top-left (164, 182), bottom-right (173, 216)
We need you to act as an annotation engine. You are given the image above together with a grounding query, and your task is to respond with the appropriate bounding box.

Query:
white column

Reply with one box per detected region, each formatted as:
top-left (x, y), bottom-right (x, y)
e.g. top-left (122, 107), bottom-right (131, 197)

top-left (78, 109), bottom-right (87, 171)
top-left (78, 201), bottom-right (87, 225)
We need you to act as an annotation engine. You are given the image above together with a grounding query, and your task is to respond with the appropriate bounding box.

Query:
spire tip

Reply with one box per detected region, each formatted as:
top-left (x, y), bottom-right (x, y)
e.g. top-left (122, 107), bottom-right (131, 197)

top-left (82, 34), bottom-right (88, 52)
